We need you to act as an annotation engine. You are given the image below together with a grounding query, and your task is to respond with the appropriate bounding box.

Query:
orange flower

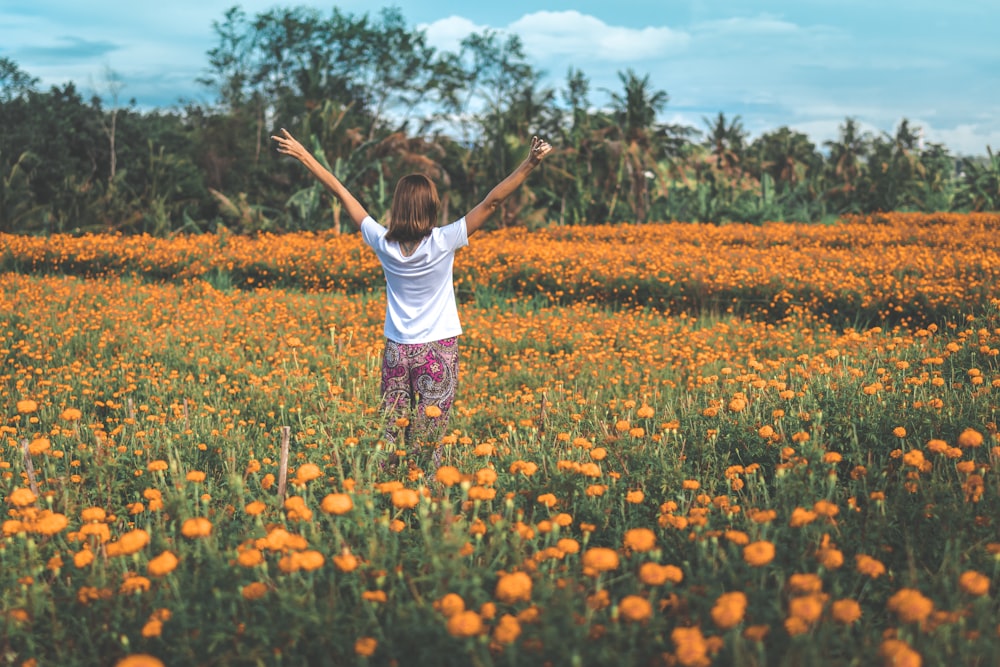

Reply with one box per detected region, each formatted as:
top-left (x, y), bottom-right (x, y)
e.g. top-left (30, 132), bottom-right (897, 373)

top-left (147, 551), bottom-right (179, 577)
top-left (623, 527), bottom-right (657, 552)
top-left (391, 488), bottom-right (420, 509)
top-left (492, 614), bottom-right (522, 644)
top-left (789, 507), bottom-right (817, 527)
top-left (495, 571), bottom-right (533, 604)
top-left (787, 573), bottom-right (823, 595)
top-left (27, 437), bottom-right (50, 455)
top-left (435, 466), bottom-right (462, 486)
top-left (446, 610), bottom-right (484, 637)
top-left (424, 405), bottom-right (442, 418)
top-left (244, 500), bottom-right (266, 516)
top-left (73, 549), bottom-right (95, 568)
top-left (711, 591), bottom-right (747, 629)
top-left (185, 470), bottom-right (206, 483)
top-left (743, 541), bottom-right (775, 567)
top-left (16, 399), bottom-right (38, 414)
top-left (855, 554), bottom-right (886, 578)
top-left (120, 575), bottom-right (151, 595)
top-left (638, 562), bottom-right (683, 586)
top-left (582, 547), bottom-right (620, 574)
top-left (181, 517), bottom-right (212, 539)
top-left (115, 655), bottom-right (165, 667)
top-left (333, 547), bottom-right (359, 573)
top-left (788, 593), bottom-right (826, 624)
top-left (625, 489), bottom-right (645, 504)
top-left (957, 428), bottom-right (984, 448)
top-left (237, 548), bottom-right (264, 568)
top-left (437, 593), bottom-right (465, 618)
top-left (618, 595), bottom-right (653, 622)
top-left (958, 570), bottom-right (990, 597)
top-left (241, 582), bottom-right (268, 600)
top-left (321, 493), bottom-right (354, 515)
top-left (671, 626), bottom-right (708, 667)
top-left (147, 460), bottom-right (168, 472)
top-left (7, 488), bottom-right (37, 508)
top-left (879, 639), bottom-right (922, 667)
top-left (887, 588), bottom-right (934, 624)
top-left (294, 463), bottom-right (322, 483)
top-left (831, 598), bottom-right (862, 624)
top-left (107, 529), bottom-right (150, 557)
top-left (354, 637), bottom-right (377, 658)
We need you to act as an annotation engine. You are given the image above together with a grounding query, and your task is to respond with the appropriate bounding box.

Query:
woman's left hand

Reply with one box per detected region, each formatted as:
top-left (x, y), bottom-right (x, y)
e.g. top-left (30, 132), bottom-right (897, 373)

top-left (529, 136), bottom-right (552, 165)
top-left (271, 128), bottom-right (308, 161)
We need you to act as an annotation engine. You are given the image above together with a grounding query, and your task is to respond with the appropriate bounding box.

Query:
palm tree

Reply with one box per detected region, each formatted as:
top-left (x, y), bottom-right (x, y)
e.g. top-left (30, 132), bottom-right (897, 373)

top-left (824, 117), bottom-right (870, 213)
top-left (606, 69), bottom-right (670, 222)
top-left (702, 112), bottom-right (747, 174)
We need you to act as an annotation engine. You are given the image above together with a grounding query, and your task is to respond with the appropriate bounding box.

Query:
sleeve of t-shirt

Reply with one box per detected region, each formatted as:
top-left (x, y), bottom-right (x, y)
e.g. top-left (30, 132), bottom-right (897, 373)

top-left (360, 216), bottom-right (385, 249)
top-left (437, 217), bottom-right (469, 251)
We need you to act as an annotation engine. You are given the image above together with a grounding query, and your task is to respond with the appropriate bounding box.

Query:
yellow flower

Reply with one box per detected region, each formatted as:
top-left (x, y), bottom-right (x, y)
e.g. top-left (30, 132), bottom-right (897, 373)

top-left (446, 610), bottom-right (483, 637)
top-left (743, 541), bottom-right (775, 567)
top-left (495, 571), bottom-right (533, 604)
top-left (618, 595), bottom-right (653, 622)
top-left (354, 637), bottom-right (377, 658)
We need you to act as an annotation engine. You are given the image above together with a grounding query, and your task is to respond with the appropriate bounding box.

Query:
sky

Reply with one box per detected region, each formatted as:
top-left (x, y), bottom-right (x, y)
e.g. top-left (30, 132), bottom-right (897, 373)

top-left (2, 0), bottom-right (999, 156)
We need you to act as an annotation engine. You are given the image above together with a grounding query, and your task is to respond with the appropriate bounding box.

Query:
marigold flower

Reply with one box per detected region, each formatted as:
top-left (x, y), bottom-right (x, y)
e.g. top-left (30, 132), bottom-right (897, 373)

top-left (115, 655), bottom-right (165, 667)
top-left (957, 428), bottom-right (984, 448)
top-left (887, 588), bottom-right (934, 624)
top-left (244, 500), bottom-right (267, 516)
top-left (493, 614), bottom-right (522, 644)
top-left (241, 582), bottom-right (268, 600)
top-left (435, 466), bottom-right (462, 486)
top-left (147, 460), bottom-right (168, 472)
top-left (437, 593), bottom-right (465, 618)
top-left (787, 573), bottom-right (823, 595)
top-left (671, 626), bottom-right (708, 667)
top-left (107, 529), bottom-right (150, 557)
top-left (556, 538), bottom-right (580, 554)
top-left (582, 547), bottom-right (620, 574)
top-left (625, 489), bottom-right (645, 504)
top-left (958, 570), bottom-right (990, 597)
top-left (294, 463), bottom-right (322, 483)
top-left (16, 399), bottom-right (39, 413)
top-left (120, 575), bottom-right (152, 595)
top-left (7, 487), bottom-right (37, 508)
top-left (237, 548), bottom-right (264, 568)
top-left (333, 547), bottom-right (359, 573)
top-left (363, 590), bottom-right (387, 603)
top-left (320, 493), bottom-right (354, 515)
top-left (446, 610), bottom-right (484, 637)
top-left (147, 551), bottom-right (179, 577)
top-left (27, 437), bottom-right (50, 455)
top-left (618, 595), bottom-right (653, 622)
top-left (743, 541), bottom-right (775, 567)
top-left (354, 637), bottom-right (377, 658)
top-left (831, 598), bottom-right (862, 624)
top-left (742, 625), bottom-right (769, 642)
top-left (424, 405), bottom-right (442, 418)
top-left (391, 488), bottom-right (420, 509)
top-left (788, 593), bottom-right (826, 624)
top-left (623, 527), bottom-right (657, 552)
top-left (711, 591), bottom-right (747, 629)
top-left (855, 554), bottom-right (886, 578)
top-left (638, 562), bottom-right (683, 586)
top-left (789, 507), bottom-right (817, 527)
top-left (73, 549), bottom-right (95, 568)
top-left (31, 511), bottom-right (68, 536)
top-left (181, 517), bottom-right (212, 539)
top-left (495, 571), bottom-right (533, 604)
top-left (879, 639), bottom-right (922, 667)
top-left (185, 470), bottom-right (206, 483)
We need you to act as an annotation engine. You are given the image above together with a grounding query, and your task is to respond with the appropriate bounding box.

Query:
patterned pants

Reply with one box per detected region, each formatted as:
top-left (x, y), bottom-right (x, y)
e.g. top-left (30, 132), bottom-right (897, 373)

top-left (380, 336), bottom-right (459, 462)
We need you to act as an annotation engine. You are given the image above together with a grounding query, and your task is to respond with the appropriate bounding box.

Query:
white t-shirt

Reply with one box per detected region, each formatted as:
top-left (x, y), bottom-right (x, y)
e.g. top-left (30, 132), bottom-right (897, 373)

top-left (360, 215), bottom-right (469, 344)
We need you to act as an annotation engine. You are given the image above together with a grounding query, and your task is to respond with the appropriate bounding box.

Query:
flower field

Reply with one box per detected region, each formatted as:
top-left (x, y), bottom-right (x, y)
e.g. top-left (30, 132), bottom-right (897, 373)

top-left (2, 213), bottom-right (999, 666)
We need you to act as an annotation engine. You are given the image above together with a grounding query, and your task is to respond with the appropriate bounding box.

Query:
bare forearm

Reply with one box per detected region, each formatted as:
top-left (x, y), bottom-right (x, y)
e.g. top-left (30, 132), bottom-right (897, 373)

top-left (465, 157), bottom-right (540, 234)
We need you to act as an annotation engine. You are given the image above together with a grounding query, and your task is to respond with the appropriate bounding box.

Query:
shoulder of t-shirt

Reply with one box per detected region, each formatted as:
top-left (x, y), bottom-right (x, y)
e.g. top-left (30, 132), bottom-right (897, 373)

top-left (434, 217), bottom-right (468, 249)
top-left (360, 216), bottom-right (385, 246)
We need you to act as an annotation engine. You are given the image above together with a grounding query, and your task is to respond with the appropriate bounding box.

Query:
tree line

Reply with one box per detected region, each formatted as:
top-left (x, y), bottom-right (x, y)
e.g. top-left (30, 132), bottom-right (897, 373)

top-left (1, 5), bottom-right (998, 236)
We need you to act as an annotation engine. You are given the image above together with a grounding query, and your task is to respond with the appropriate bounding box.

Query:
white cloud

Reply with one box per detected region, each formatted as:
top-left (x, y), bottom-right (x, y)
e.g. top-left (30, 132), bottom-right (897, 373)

top-left (509, 11), bottom-right (689, 62)
top-left (418, 16), bottom-right (489, 55)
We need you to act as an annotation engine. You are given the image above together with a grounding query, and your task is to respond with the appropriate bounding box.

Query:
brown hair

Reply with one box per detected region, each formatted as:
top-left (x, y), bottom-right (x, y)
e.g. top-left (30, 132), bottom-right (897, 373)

top-left (385, 173), bottom-right (439, 243)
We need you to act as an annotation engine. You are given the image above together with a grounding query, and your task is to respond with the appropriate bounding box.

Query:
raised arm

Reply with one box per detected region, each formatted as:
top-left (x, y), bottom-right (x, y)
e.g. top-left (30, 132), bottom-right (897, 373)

top-left (464, 136), bottom-right (553, 237)
top-left (271, 128), bottom-right (369, 231)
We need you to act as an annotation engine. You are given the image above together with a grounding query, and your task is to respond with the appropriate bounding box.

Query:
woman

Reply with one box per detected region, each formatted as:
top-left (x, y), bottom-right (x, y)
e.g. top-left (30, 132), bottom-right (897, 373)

top-left (271, 128), bottom-right (552, 467)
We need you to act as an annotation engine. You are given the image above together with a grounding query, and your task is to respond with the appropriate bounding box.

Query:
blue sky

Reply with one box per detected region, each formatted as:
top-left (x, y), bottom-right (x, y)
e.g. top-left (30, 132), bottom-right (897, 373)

top-left (2, 0), bottom-right (998, 156)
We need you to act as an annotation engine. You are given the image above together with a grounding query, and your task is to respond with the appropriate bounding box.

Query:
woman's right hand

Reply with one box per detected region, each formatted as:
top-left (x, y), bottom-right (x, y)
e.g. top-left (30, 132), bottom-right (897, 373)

top-left (271, 128), bottom-right (308, 161)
